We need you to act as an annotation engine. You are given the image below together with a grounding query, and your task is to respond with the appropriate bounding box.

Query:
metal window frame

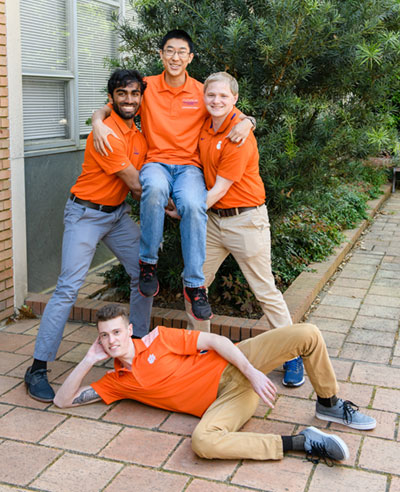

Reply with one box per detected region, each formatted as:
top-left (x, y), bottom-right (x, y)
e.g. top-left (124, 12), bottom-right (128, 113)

top-left (23, 0), bottom-right (123, 156)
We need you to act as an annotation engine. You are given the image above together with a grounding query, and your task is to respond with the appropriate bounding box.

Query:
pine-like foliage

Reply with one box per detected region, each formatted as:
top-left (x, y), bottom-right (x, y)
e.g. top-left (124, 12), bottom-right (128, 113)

top-left (116, 0), bottom-right (400, 213)
top-left (106, 0), bottom-right (398, 305)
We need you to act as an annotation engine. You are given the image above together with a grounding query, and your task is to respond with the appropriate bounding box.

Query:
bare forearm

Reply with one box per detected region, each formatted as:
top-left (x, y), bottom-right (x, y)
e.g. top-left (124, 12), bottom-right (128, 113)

top-left (53, 357), bottom-right (95, 408)
top-left (197, 332), bottom-right (276, 406)
top-left (206, 176), bottom-right (233, 209)
top-left (206, 188), bottom-right (226, 209)
top-left (92, 105), bottom-right (111, 125)
top-left (204, 335), bottom-right (255, 379)
top-left (238, 113), bottom-right (256, 129)
top-left (116, 165), bottom-right (141, 190)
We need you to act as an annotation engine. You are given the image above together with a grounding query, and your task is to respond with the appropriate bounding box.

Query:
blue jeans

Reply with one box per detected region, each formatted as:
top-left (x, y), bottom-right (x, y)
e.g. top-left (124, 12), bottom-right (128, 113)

top-left (33, 199), bottom-right (153, 361)
top-left (139, 163), bottom-right (208, 287)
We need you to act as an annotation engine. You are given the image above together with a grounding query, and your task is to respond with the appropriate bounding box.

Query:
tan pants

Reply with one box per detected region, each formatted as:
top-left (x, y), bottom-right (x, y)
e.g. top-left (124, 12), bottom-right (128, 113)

top-left (191, 323), bottom-right (339, 460)
top-left (186, 205), bottom-right (292, 331)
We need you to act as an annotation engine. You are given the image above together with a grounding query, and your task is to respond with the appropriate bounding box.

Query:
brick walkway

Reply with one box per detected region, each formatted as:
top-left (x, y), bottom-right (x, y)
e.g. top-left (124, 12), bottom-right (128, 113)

top-left (0, 192), bottom-right (399, 492)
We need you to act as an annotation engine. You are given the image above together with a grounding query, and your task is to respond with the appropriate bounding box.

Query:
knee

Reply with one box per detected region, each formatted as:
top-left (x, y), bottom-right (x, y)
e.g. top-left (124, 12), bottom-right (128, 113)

top-left (294, 323), bottom-right (321, 343)
top-left (53, 281), bottom-right (79, 302)
top-left (177, 196), bottom-right (206, 218)
top-left (142, 180), bottom-right (169, 203)
top-left (191, 427), bottom-right (214, 459)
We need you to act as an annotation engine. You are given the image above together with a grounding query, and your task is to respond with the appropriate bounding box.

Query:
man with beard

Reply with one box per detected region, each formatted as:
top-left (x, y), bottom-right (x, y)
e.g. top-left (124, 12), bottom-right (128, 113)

top-left (24, 69), bottom-right (153, 403)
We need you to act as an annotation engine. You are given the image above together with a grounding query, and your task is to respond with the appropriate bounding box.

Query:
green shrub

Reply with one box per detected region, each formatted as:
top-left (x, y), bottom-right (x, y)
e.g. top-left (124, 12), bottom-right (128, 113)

top-left (102, 0), bottom-right (398, 313)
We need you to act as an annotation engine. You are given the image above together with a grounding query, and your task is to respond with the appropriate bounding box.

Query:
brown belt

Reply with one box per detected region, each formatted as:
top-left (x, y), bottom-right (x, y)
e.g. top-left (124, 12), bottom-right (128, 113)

top-left (210, 206), bottom-right (260, 218)
top-left (70, 194), bottom-right (121, 213)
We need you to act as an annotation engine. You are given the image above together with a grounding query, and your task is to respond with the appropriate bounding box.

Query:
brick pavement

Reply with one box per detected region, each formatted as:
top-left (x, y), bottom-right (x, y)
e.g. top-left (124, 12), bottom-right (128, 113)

top-left (0, 192), bottom-right (399, 491)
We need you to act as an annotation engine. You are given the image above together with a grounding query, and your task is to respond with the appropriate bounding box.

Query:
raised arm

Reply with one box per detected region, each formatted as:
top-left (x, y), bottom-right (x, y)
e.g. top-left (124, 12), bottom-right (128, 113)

top-left (53, 337), bottom-right (108, 408)
top-left (226, 114), bottom-right (256, 147)
top-left (197, 332), bottom-right (277, 408)
top-left (92, 104), bottom-right (116, 156)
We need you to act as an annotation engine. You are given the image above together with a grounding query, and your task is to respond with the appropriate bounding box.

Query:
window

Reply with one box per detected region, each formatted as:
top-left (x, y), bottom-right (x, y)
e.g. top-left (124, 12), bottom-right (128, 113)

top-left (20, 0), bottom-right (131, 153)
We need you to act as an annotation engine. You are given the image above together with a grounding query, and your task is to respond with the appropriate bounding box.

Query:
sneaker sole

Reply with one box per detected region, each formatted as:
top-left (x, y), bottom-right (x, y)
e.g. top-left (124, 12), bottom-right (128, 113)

top-left (315, 411), bottom-right (376, 430)
top-left (191, 310), bottom-right (214, 322)
top-left (138, 283), bottom-right (159, 298)
top-left (282, 376), bottom-right (305, 387)
top-left (306, 426), bottom-right (350, 461)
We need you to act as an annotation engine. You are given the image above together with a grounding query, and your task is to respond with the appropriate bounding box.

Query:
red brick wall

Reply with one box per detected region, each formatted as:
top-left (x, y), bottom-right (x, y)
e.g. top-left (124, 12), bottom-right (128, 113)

top-left (0, 0), bottom-right (14, 320)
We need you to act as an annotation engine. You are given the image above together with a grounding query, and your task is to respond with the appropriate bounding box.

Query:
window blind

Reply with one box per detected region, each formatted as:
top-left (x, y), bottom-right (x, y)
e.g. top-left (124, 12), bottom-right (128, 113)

top-left (20, 0), bottom-right (69, 72)
top-left (77, 0), bottom-right (119, 136)
top-left (22, 78), bottom-right (68, 141)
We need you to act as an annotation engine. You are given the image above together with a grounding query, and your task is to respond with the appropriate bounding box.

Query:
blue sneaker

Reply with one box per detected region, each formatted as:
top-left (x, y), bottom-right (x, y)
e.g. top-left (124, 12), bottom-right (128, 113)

top-left (300, 426), bottom-right (349, 465)
top-left (282, 356), bottom-right (305, 387)
top-left (316, 399), bottom-right (376, 430)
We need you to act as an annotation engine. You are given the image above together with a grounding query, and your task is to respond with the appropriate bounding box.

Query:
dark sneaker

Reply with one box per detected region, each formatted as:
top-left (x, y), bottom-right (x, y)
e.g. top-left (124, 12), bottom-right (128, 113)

top-left (184, 286), bottom-right (213, 321)
top-left (24, 366), bottom-right (55, 402)
top-left (300, 426), bottom-right (349, 466)
top-left (316, 399), bottom-right (376, 430)
top-left (138, 260), bottom-right (159, 297)
top-left (282, 356), bottom-right (305, 387)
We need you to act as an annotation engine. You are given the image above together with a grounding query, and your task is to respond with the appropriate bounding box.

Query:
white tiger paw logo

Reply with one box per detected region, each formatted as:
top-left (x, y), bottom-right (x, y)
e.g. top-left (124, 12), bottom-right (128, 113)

top-left (147, 354), bottom-right (156, 364)
top-left (216, 140), bottom-right (222, 150)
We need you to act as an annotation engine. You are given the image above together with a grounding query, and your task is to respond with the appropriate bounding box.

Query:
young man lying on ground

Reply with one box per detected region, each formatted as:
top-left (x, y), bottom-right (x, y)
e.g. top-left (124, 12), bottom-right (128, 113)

top-left (54, 304), bottom-right (376, 465)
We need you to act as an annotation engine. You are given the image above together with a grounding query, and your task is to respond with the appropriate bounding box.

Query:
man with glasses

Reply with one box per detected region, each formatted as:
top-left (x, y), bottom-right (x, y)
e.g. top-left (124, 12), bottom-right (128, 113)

top-left (92, 30), bottom-right (255, 322)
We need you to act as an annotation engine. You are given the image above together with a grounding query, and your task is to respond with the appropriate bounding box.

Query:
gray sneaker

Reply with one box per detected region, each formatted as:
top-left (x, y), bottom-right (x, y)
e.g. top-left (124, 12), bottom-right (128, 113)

top-left (316, 399), bottom-right (376, 430)
top-left (300, 426), bottom-right (349, 465)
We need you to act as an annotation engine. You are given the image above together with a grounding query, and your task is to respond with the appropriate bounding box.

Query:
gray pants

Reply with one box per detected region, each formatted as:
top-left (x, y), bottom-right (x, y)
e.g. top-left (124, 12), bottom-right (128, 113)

top-left (34, 199), bottom-right (153, 361)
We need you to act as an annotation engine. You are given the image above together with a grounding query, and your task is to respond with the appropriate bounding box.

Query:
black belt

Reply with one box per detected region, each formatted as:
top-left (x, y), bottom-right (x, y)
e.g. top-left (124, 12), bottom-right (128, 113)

top-left (210, 206), bottom-right (260, 218)
top-left (70, 194), bottom-right (121, 213)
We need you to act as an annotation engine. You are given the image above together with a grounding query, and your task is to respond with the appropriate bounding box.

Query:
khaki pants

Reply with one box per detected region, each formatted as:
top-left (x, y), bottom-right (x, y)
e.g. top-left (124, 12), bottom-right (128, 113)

top-left (191, 323), bottom-right (339, 460)
top-left (185, 205), bottom-right (292, 331)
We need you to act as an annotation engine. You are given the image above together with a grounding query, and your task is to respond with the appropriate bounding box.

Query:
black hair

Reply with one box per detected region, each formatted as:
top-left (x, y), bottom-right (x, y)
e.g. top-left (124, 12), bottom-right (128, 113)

top-left (96, 303), bottom-right (129, 326)
top-left (159, 29), bottom-right (194, 53)
top-left (107, 69), bottom-right (147, 96)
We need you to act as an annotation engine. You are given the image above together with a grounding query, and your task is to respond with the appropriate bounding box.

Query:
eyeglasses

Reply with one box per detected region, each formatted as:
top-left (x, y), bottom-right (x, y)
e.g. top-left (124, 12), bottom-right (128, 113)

top-left (163, 48), bottom-right (191, 59)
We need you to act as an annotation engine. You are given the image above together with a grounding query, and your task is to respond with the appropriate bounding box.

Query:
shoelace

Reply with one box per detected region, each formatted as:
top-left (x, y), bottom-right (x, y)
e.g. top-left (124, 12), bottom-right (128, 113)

top-left (30, 368), bottom-right (51, 381)
top-left (191, 288), bottom-right (208, 305)
top-left (341, 400), bottom-right (359, 425)
top-left (306, 441), bottom-right (334, 467)
top-left (140, 263), bottom-right (156, 280)
top-left (286, 357), bottom-right (301, 371)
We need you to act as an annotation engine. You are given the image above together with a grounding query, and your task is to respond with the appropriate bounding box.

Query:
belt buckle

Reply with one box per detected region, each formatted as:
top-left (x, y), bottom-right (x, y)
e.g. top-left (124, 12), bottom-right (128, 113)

top-left (98, 204), bottom-right (104, 212)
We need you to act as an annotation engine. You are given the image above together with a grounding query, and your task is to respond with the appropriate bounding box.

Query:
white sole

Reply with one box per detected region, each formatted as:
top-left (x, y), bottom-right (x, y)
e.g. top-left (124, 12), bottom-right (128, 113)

top-left (315, 412), bottom-right (376, 430)
top-left (282, 377), bottom-right (305, 387)
top-left (306, 426), bottom-right (350, 460)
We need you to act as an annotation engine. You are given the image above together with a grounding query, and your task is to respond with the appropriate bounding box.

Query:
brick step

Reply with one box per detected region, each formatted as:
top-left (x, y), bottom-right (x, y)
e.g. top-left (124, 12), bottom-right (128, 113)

top-left (24, 292), bottom-right (269, 342)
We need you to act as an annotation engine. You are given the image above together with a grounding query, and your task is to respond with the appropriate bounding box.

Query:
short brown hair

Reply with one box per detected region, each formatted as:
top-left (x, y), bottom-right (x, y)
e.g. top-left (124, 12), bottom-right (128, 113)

top-left (95, 304), bottom-right (129, 326)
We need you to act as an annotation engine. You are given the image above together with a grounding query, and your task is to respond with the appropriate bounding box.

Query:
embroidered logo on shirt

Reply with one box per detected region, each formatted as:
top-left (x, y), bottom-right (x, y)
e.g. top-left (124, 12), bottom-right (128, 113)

top-left (121, 162), bottom-right (126, 166)
top-left (216, 141), bottom-right (222, 150)
top-left (148, 354), bottom-right (156, 364)
top-left (182, 98), bottom-right (199, 109)
top-left (134, 146), bottom-right (139, 155)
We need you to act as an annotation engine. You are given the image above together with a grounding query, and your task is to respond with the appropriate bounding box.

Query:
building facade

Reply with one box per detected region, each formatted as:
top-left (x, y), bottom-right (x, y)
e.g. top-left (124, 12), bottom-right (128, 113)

top-left (2, 0), bottom-right (134, 321)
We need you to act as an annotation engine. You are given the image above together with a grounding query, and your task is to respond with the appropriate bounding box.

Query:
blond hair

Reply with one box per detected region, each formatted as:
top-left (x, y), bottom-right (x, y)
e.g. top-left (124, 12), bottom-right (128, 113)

top-left (203, 72), bottom-right (239, 96)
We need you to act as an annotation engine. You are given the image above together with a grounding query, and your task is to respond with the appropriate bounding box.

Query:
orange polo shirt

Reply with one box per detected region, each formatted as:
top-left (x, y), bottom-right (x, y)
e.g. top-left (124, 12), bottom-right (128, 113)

top-left (71, 110), bottom-right (147, 206)
top-left (199, 108), bottom-right (265, 208)
top-left (91, 326), bottom-right (228, 417)
top-left (140, 71), bottom-right (208, 167)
